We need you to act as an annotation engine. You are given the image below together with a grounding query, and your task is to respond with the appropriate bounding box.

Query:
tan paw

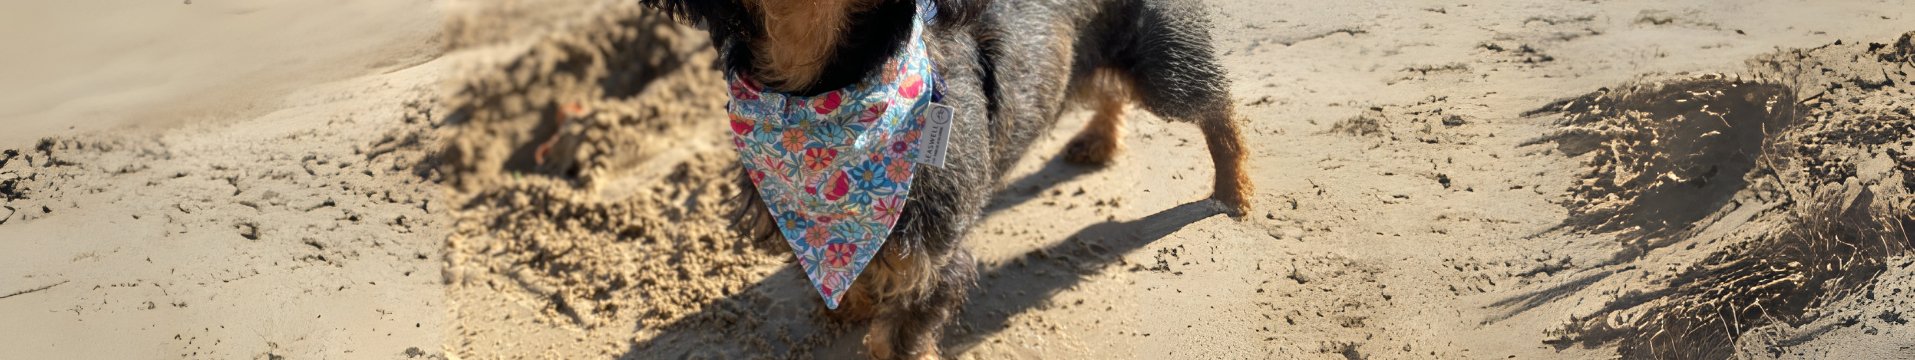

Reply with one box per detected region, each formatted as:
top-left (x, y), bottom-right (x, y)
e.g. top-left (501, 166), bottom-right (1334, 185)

top-left (863, 323), bottom-right (897, 360)
top-left (1211, 173), bottom-right (1253, 218)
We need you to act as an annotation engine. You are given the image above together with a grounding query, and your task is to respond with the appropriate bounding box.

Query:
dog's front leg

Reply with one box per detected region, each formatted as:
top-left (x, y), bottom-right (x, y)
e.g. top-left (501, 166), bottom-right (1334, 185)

top-left (864, 247), bottom-right (976, 360)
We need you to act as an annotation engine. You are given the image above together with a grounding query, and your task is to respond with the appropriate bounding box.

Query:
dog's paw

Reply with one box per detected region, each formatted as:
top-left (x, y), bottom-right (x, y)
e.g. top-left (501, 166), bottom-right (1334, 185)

top-left (862, 318), bottom-right (899, 360)
top-left (863, 331), bottom-right (896, 360)
top-left (1211, 167), bottom-right (1253, 218)
top-left (1061, 131), bottom-right (1120, 166)
top-left (1210, 192), bottom-right (1251, 218)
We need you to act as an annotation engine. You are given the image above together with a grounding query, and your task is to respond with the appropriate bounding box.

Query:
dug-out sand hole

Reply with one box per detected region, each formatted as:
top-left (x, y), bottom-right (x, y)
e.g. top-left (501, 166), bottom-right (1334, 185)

top-left (438, 5), bottom-right (844, 358)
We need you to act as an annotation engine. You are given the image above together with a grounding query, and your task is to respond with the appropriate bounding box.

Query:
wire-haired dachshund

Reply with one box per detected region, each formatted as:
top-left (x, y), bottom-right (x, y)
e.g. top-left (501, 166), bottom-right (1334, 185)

top-left (639, 0), bottom-right (1253, 358)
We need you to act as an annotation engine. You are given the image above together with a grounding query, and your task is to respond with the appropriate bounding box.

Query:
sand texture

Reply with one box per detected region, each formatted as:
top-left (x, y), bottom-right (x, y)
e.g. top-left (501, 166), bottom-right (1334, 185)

top-left (2, 0), bottom-right (1913, 359)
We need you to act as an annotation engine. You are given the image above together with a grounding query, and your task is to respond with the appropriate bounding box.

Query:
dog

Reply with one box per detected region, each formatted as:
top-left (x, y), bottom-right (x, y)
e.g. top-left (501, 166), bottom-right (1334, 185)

top-left (639, 0), bottom-right (1253, 358)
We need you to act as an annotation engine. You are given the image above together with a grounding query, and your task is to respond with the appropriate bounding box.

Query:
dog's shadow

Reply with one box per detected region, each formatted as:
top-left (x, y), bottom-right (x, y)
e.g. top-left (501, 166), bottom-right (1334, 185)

top-left (620, 162), bottom-right (1224, 359)
top-left (944, 199), bottom-right (1224, 353)
top-left (981, 157), bottom-right (1100, 213)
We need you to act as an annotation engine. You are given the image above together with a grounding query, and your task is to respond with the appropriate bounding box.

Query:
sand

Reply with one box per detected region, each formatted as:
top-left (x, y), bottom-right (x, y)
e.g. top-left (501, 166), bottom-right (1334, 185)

top-left (0, 0), bottom-right (449, 358)
top-left (0, 0), bottom-right (442, 147)
top-left (2, 0), bottom-right (1912, 359)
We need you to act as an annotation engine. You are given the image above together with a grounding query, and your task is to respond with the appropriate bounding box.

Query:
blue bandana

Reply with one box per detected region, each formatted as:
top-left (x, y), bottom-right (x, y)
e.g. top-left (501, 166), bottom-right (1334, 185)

top-left (726, 0), bottom-right (942, 309)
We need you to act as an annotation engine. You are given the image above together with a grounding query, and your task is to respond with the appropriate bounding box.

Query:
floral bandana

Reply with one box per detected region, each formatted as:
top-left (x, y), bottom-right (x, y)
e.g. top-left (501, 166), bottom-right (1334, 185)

top-left (726, 1), bottom-right (945, 309)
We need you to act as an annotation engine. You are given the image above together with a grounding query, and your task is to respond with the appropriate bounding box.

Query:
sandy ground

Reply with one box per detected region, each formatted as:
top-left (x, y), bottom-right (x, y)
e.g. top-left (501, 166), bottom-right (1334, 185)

top-left (0, 0), bottom-right (442, 147)
top-left (3, 0), bottom-right (1913, 359)
top-left (0, 0), bottom-right (449, 358)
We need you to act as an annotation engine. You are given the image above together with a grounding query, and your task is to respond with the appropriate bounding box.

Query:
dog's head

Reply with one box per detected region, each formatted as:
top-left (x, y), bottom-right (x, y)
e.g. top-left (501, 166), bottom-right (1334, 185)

top-left (641, 0), bottom-right (988, 94)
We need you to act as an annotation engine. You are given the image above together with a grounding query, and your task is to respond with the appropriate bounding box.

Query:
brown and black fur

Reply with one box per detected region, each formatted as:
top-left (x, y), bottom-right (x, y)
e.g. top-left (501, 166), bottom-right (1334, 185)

top-left (641, 0), bottom-right (1253, 358)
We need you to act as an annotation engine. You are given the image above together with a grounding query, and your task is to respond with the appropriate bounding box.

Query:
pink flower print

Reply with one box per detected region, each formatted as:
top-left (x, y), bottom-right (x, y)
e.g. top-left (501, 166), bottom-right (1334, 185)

top-left (731, 78), bottom-right (760, 100)
top-left (888, 135), bottom-right (911, 153)
top-left (760, 154), bottom-right (787, 174)
top-left (890, 133), bottom-right (916, 154)
top-left (781, 129), bottom-right (807, 153)
top-left (900, 74), bottom-right (924, 100)
top-left (873, 196), bottom-right (903, 222)
top-left (813, 91), bottom-right (844, 115)
top-left (816, 170), bottom-right (852, 202)
top-left (729, 114), bottom-right (754, 135)
top-left (803, 224), bottom-right (831, 248)
top-left (803, 148), bottom-right (839, 171)
top-left (859, 102), bottom-right (889, 124)
top-left (821, 272), bottom-right (850, 299)
top-left (824, 242), bottom-right (859, 268)
top-left (886, 159), bottom-right (912, 182)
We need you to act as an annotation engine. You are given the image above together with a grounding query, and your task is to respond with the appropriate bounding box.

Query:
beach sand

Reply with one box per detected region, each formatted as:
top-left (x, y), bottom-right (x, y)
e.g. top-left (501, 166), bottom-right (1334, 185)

top-left (2, 0), bottom-right (1911, 359)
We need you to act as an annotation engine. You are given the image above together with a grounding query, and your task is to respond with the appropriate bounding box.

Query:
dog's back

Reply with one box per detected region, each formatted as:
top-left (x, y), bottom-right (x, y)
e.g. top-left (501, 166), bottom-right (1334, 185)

top-left (935, 0), bottom-right (1250, 207)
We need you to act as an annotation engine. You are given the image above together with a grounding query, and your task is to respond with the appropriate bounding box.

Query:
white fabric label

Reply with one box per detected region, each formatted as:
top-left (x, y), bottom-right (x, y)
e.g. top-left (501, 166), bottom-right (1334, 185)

top-left (914, 103), bottom-right (954, 168)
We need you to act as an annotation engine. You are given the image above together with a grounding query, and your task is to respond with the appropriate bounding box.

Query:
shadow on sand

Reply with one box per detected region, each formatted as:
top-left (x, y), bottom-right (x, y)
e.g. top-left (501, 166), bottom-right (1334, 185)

top-left (620, 159), bottom-right (1226, 359)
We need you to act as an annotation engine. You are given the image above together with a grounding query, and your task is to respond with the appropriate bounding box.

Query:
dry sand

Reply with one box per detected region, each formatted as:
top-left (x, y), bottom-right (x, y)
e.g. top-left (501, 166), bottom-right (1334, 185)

top-left (0, 0), bottom-right (448, 358)
top-left (0, 0), bottom-right (442, 146)
top-left (3, 0), bottom-right (1913, 359)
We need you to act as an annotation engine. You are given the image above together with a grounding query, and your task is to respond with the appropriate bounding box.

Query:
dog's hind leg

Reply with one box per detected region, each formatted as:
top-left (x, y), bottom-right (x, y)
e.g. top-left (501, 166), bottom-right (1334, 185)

top-left (1062, 71), bottom-right (1129, 166)
top-left (1109, 0), bottom-right (1253, 215)
top-left (1183, 99), bottom-right (1253, 217)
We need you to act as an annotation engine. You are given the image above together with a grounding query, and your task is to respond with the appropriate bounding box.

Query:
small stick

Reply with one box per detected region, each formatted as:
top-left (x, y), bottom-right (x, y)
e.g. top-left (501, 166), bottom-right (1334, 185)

top-left (1, 280), bottom-right (69, 300)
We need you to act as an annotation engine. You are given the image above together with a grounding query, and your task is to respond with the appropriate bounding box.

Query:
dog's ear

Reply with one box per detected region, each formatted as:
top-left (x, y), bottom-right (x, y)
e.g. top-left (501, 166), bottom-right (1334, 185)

top-left (931, 0), bottom-right (991, 25)
top-left (639, 0), bottom-right (752, 38)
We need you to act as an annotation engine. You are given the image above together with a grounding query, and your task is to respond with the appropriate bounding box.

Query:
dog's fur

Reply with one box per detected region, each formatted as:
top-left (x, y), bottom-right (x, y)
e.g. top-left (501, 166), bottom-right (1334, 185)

top-left (641, 0), bottom-right (1253, 358)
